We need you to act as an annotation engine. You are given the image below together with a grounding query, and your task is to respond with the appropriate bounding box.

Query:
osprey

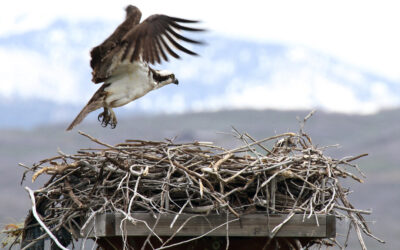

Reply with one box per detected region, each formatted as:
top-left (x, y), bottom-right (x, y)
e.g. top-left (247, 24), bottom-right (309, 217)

top-left (66, 5), bottom-right (204, 130)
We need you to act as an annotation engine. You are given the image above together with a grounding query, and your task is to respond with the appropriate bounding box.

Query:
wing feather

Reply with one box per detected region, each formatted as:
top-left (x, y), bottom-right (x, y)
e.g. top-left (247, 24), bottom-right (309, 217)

top-left (122, 14), bottom-right (204, 64)
top-left (130, 33), bottom-right (142, 62)
top-left (155, 37), bottom-right (169, 62)
top-left (150, 35), bottom-right (161, 64)
top-left (168, 21), bottom-right (205, 32)
top-left (169, 17), bottom-right (200, 23)
top-left (159, 35), bottom-right (180, 59)
top-left (163, 31), bottom-right (198, 56)
top-left (91, 5), bottom-right (142, 83)
top-left (148, 33), bottom-right (158, 64)
top-left (165, 26), bottom-right (204, 44)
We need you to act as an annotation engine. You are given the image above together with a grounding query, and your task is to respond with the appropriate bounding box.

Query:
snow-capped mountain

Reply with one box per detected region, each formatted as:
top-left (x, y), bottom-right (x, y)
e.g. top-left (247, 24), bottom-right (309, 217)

top-left (1, 20), bottom-right (399, 128)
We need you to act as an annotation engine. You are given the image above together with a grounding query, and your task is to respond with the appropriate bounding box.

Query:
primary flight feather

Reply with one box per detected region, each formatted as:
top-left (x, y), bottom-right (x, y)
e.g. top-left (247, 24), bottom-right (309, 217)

top-left (66, 5), bottom-right (204, 131)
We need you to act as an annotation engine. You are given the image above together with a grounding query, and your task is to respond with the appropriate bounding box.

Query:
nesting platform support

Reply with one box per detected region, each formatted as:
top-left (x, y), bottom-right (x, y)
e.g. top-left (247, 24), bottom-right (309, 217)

top-left (84, 213), bottom-right (336, 249)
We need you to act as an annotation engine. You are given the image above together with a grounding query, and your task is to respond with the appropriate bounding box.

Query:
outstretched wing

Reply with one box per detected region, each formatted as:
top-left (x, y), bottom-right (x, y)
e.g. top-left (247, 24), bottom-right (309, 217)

top-left (92, 13), bottom-right (204, 83)
top-left (90, 5), bottom-right (142, 83)
top-left (121, 15), bottom-right (204, 64)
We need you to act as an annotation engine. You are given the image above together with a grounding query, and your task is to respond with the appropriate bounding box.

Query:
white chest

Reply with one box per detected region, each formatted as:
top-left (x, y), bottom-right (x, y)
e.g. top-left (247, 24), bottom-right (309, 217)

top-left (103, 62), bottom-right (156, 108)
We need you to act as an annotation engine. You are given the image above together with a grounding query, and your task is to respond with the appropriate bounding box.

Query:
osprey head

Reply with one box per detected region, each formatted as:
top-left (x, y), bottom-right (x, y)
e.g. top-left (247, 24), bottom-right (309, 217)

top-left (171, 75), bottom-right (179, 85)
top-left (153, 70), bottom-right (179, 89)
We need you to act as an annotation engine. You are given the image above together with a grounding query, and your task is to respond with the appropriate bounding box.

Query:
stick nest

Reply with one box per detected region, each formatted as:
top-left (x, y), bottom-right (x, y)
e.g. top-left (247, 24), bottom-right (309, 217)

top-left (16, 115), bottom-right (383, 249)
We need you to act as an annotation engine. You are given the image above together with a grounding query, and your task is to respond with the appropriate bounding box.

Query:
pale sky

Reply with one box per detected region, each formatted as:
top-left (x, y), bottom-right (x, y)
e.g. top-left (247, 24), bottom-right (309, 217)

top-left (1, 0), bottom-right (399, 115)
top-left (2, 0), bottom-right (399, 81)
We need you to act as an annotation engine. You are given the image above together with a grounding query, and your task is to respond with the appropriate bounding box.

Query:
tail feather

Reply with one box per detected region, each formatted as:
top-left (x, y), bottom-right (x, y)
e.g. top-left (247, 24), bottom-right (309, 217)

top-left (66, 85), bottom-right (108, 131)
top-left (66, 101), bottom-right (102, 131)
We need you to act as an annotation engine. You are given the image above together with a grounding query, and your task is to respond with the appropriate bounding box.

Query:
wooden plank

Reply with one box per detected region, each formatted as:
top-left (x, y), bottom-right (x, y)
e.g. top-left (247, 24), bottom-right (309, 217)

top-left (83, 213), bottom-right (335, 238)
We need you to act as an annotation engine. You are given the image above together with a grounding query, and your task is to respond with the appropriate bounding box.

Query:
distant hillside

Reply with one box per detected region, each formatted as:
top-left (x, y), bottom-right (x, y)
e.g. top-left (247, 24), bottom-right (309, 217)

top-left (60, 108), bottom-right (400, 172)
top-left (1, 109), bottom-right (398, 249)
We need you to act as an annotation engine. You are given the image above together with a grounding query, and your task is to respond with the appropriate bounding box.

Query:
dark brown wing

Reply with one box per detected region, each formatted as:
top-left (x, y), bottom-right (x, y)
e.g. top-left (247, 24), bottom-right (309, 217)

top-left (121, 15), bottom-right (204, 65)
top-left (90, 5), bottom-right (142, 83)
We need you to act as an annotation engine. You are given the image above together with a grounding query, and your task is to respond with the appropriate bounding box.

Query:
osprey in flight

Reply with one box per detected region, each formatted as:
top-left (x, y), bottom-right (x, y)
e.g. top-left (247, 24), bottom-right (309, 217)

top-left (66, 5), bottom-right (204, 130)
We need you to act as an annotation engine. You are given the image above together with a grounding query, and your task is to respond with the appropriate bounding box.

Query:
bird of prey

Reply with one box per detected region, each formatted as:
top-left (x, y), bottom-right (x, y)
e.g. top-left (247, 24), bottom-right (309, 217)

top-left (66, 5), bottom-right (204, 130)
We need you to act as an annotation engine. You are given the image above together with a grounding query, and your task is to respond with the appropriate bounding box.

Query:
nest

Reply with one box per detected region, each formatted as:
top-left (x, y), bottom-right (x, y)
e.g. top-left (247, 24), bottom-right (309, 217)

top-left (13, 114), bottom-right (383, 249)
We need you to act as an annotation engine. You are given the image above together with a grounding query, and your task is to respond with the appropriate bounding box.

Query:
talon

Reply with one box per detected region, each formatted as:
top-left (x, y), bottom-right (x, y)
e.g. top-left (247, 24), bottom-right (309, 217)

top-left (97, 107), bottom-right (117, 129)
top-left (98, 108), bottom-right (110, 127)
top-left (104, 115), bottom-right (110, 126)
top-left (98, 112), bottom-right (104, 122)
top-left (109, 109), bottom-right (118, 129)
top-left (101, 120), bottom-right (108, 127)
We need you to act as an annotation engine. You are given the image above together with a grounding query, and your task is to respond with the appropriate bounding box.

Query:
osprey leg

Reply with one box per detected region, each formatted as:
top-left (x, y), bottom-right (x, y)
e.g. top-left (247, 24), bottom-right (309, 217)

top-left (98, 107), bottom-right (118, 129)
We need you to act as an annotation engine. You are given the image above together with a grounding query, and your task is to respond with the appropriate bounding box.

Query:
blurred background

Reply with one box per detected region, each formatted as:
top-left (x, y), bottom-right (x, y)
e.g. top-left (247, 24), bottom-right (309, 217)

top-left (0, 0), bottom-right (399, 249)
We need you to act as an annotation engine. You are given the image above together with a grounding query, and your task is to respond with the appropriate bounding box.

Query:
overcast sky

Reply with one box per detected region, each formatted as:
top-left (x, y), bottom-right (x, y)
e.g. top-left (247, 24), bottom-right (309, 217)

top-left (2, 0), bottom-right (399, 81)
top-left (1, 0), bottom-right (399, 116)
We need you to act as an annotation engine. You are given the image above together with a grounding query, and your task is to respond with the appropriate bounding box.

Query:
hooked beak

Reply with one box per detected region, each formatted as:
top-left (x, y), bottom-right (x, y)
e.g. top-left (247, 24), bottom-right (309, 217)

top-left (173, 78), bottom-right (179, 85)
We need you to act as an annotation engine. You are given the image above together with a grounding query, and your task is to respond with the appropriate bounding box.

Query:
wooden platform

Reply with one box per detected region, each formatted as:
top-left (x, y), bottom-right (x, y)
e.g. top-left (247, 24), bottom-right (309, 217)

top-left (83, 213), bottom-right (336, 238)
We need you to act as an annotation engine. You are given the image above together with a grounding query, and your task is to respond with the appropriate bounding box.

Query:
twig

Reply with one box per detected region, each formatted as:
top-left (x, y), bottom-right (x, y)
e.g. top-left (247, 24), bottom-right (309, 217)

top-left (220, 132), bottom-right (297, 155)
top-left (24, 187), bottom-right (69, 250)
top-left (78, 131), bottom-right (117, 149)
